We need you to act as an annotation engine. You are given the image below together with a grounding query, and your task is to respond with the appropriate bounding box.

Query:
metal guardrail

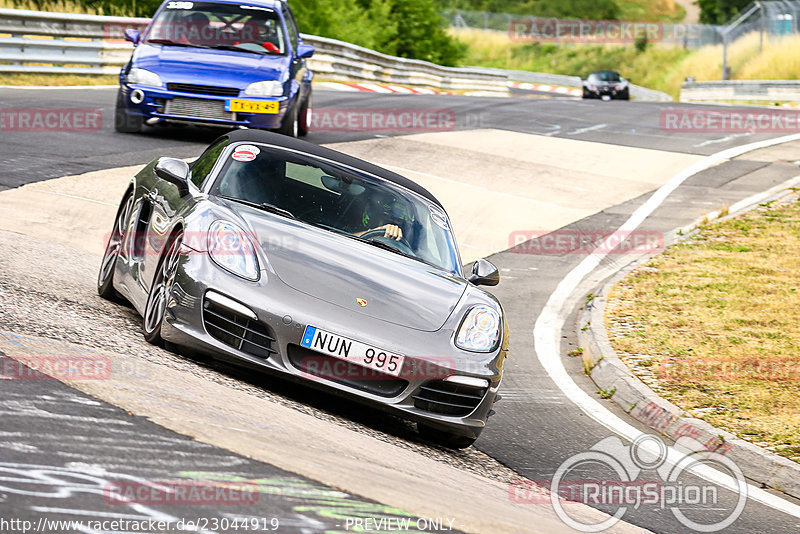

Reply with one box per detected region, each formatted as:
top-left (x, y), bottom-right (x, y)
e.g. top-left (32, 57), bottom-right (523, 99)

top-left (0, 7), bottom-right (508, 94)
top-left (0, 7), bottom-right (673, 100)
top-left (681, 80), bottom-right (800, 102)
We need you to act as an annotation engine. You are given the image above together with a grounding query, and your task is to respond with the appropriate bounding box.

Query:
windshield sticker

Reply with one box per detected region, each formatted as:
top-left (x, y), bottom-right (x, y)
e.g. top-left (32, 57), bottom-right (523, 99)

top-left (232, 145), bottom-right (260, 162)
top-left (429, 205), bottom-right (450, 231)
top-left (166, 1), bottom-right (194, 9)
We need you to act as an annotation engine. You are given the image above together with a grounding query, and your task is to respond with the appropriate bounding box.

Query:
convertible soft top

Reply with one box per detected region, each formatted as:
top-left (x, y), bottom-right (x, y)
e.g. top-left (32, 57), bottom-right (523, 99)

top-left (221, 129), bottom-right (443, 207)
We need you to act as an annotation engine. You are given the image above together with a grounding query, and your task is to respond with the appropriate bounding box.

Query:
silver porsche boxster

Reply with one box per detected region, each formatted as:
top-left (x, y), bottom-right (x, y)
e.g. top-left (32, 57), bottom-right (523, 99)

top-left (98, 130), bottom-right (508, 448)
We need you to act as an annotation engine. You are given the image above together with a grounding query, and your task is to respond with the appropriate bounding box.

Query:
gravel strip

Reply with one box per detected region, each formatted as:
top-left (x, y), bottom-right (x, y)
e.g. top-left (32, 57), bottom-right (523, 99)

top-left (0, 228), bottom-right (521, 484)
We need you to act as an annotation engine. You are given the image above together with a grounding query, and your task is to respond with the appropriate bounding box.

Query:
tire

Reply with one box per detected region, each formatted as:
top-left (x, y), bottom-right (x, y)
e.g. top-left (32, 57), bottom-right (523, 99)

top-left (418, 423), bottom-right (477, 450)
top-left (298, 89), bottom-right (312, 137)
top-left (278, 101), bottom-right (299, 137)
top-left (142, 230), bottom-right (183, 345)
top-left (98, 193), bottom-right (134, 301)
top-left (115, 89), bottom-right (143, 134)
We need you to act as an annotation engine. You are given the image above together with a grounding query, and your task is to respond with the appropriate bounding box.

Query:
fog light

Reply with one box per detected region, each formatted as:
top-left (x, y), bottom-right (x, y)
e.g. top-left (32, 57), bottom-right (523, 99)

top-left (130, 89), bottom-right (145, 105)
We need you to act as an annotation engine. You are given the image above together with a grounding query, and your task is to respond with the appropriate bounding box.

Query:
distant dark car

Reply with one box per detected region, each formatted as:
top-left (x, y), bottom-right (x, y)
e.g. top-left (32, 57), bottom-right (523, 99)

top-left (98, 130), bottom-right (508, 449)
top-left (582, 71), bottom-right (630, 100)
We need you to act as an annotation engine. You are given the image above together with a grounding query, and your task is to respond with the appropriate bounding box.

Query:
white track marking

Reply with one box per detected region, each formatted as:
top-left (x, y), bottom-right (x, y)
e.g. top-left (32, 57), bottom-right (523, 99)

top-left (534, 133), bottom-right (800, 518)
top-left (31, 190), bottom-right (116, 206)
top-left (568, 124), bottom-right (607, 135)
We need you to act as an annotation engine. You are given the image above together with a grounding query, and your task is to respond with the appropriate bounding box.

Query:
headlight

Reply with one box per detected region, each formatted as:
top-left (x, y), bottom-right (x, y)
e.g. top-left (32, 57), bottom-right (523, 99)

top-left (127, 68), bottom-right (162, 88)
top-left (244, 80), bottom-right (284, 97)
top-left (455, 305), bottom-right (501, 353)
top-left (207, 221), bottom-right (260, 281)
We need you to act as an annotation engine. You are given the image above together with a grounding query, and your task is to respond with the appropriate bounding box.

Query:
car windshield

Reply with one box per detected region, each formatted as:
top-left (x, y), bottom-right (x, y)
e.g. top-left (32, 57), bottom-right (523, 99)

top-left (146, 2), bottom-right (286, 55)
top-left (211, 144), bottom-right (462, 274)
top-left (588, 72), bottom-right (622, 83)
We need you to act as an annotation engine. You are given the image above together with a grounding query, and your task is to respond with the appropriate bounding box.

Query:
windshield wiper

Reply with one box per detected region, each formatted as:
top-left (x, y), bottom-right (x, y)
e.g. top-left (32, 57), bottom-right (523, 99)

top-left (220, 196), bottom-right (295, 219)
top-left (146, 38), bottom-right (211, 49)
top-left (357, 237), bottom-right (423, 263)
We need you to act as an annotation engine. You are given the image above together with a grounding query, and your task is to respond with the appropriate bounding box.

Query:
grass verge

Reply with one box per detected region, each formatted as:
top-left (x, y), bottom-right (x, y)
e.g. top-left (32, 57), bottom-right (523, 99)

top-left (0, 73), bottom-right (118, 86)
top-left (606, 192), bottom-right (800, 463)
top-left (453, 30), bottom-right (800, 100)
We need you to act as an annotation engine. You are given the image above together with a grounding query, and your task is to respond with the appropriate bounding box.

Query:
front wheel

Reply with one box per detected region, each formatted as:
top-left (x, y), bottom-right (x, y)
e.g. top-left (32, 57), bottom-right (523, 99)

top-left (418, 423), bottom-right (477, 450)
top-left (98, 193), bottom-right (133, 301)
top-left (298, 89), bottom-right (312, 137)
top-left (142, 230), bottom-right (183, 345)
top-left (278, 102), bottom-right (299, 137)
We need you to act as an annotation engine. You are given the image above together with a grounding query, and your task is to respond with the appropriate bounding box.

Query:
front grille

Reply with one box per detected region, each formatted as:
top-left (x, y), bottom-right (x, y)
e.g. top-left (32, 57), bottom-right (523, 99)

top-left (287, 344), bottom-right (408, 398)
top-left (202, 298), bottom-right (276, 359)
top-left (164, 97), bottom-right (234, 121)
top-left (413, 380), bottom-right (487, 417)
top-left (167, 83), bottom-right (240, 97)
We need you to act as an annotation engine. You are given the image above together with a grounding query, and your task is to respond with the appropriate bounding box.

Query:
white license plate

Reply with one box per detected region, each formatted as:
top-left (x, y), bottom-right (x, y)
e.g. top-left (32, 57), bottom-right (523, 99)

top-left (300, 326), bottom-right (405, 377)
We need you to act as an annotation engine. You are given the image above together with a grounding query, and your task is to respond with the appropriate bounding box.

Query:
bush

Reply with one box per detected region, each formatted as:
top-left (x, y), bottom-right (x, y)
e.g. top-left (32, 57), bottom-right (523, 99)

top-left (434, 0), bottom-right (620, 20)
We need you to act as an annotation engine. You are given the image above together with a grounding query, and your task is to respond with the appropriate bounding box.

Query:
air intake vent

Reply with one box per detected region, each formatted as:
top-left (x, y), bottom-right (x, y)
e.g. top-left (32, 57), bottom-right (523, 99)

top-left (164, 97), bottom-right (234, 121)
top-left (287, 345), bottom-right (408, 398)
top-left (203, 297), bottom-right (276, 359)
top-left (412, 380), bottom-right (487, 417)
top-left (167, 83), bottom-right (241, 97)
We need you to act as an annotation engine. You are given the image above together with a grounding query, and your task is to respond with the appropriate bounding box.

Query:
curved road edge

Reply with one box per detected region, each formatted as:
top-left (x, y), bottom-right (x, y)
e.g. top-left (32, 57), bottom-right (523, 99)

top-left (578, 174), bottom-right (800, 499)
top-left (534, 134), bottom-right (800, 520)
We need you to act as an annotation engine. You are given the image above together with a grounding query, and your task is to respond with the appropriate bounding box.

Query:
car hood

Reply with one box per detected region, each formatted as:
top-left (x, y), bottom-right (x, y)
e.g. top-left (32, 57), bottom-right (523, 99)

top-left (234, 207), bottom-right (468, 332)
top-left (133, 44), bottom-right (289, 87)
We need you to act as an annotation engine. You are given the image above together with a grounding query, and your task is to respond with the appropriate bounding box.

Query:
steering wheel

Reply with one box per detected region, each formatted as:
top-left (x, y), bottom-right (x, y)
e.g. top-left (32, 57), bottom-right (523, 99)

top-left (359, 229), bottom-right (415, 256)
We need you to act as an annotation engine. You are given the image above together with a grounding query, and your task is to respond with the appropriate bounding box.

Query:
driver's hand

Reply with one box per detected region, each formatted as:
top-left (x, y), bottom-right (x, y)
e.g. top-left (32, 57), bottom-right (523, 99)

top-left (375, 224), bottom-right (403, 241)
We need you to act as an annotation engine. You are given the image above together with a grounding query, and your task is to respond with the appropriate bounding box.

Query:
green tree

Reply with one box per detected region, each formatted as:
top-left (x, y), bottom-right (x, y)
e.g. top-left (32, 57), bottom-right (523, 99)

top-left (291, 0), bottom-right (397, 52)
top-left (390, 0), bottom-right (465, 65)
top-left (696, 0), bottom-right (752, 25)
top-left (435, 0), bottom-right (621, 20)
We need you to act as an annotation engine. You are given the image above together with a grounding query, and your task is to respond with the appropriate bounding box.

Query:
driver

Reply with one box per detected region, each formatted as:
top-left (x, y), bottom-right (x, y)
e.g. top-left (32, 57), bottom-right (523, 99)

top-left (353, 193), bottom-right (408, 242)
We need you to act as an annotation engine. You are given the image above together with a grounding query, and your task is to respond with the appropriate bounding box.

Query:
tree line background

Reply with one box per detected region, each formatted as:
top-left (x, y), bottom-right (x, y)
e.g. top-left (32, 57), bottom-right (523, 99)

top-left (15, 0), bottom-right (752, 65)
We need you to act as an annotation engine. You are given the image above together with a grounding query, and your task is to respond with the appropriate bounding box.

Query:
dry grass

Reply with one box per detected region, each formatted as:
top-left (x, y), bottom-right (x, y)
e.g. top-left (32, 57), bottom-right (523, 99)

top-left (606, 193), bottom-right (800, 462)
top-left (0, 0), bottom-right (106, 14)
top-left (0, 72), bottom-right (117, 85)
top-left (454, 28), bottom-right (800, 99)
top-left (738, 34), bottom-right (800, 80)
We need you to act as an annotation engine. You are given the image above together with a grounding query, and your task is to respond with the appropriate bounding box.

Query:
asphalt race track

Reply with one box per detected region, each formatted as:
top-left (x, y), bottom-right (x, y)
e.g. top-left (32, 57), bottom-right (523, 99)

top-left (2, 86), bottom-right (800, 533)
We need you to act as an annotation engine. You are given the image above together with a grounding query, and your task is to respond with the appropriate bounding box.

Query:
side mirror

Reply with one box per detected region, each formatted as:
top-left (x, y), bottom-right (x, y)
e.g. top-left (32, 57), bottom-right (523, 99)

top-left (155, 158), bottom-right (190, 197)
top-left (125, 29), bottom-right (141, 45)
top-left (296, 43), bottom-right (315, 59)
top-left (468, 259), bottom-right (500, 287)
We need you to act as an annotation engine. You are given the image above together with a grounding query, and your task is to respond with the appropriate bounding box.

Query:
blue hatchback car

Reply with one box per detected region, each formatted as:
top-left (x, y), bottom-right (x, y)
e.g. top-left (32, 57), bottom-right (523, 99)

top-left (115, 0), bottom-right (314, 137)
